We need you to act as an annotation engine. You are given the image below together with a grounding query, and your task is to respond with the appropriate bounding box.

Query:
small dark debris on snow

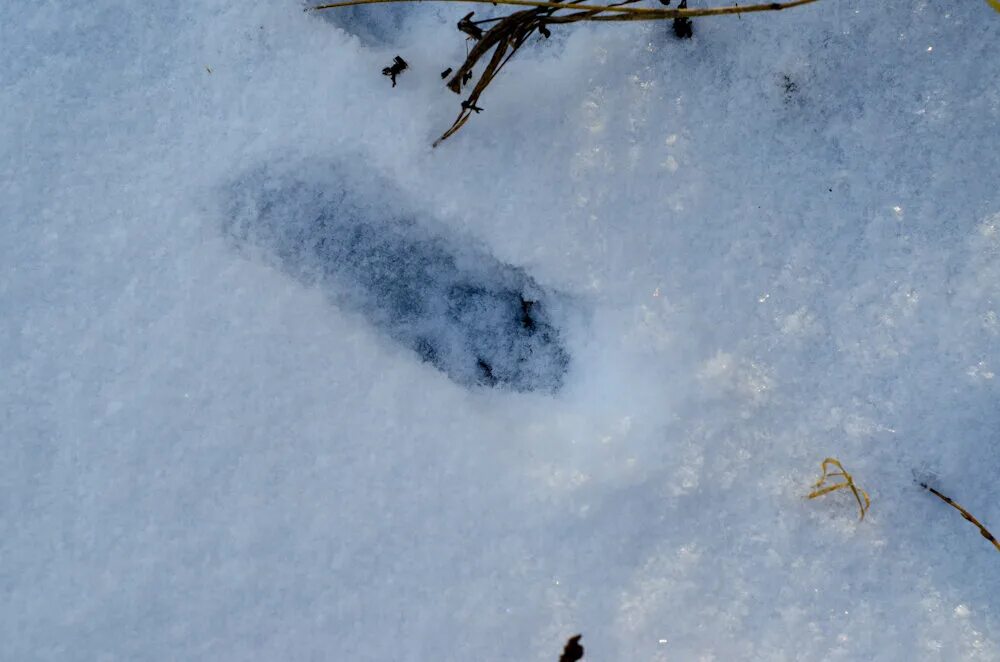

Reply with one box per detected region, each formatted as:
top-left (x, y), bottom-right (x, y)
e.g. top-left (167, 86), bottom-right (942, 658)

top-left (782, 74), bottom-right (799, 100)
top-left (559, 634), bottom-right (584, 662)
top-left (382, 55), bottom-right (408, 87)
top-left (520, 297), bottom-right (536, 330)
top-left (440, 67), bottom-right (453, 79)
top-left (672, 0), bottom-right (693, 39)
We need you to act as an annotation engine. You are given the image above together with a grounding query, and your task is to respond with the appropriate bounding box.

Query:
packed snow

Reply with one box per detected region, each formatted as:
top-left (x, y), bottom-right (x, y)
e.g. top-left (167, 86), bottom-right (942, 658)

top-left (2, 1), bottom-right (999, 659)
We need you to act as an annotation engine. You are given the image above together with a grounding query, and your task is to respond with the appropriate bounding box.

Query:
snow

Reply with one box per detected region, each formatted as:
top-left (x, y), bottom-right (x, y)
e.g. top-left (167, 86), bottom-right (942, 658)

top-left (2, 1), bottom-right (999, 660)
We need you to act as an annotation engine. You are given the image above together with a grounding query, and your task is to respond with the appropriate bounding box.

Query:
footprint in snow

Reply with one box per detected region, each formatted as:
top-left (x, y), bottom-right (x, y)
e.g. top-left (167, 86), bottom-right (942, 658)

top-left (224, 160), bottom-right (570, 393)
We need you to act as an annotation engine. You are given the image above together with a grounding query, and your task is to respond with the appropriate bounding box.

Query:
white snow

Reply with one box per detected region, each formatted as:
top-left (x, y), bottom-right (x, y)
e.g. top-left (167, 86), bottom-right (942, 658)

top-left (3, 1), bottom-right (999, 660)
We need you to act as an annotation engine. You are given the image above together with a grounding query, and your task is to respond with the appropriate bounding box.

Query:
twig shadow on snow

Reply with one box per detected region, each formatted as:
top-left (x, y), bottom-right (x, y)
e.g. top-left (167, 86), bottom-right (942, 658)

top-left (308, 0), bottom-right (414, 46)
top-left (223, 160), bottom-right (570, 393)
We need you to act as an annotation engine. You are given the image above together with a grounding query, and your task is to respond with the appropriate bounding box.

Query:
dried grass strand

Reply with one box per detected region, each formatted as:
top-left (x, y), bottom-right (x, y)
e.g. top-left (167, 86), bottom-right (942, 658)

top-left (807, 457), bottom-right (871, 521)
top-left (920, 482), bottom-right (1000, 553)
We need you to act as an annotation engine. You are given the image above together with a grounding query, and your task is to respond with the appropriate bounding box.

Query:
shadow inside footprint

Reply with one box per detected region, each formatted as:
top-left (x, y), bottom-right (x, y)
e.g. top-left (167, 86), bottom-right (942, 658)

top-left (310, 1), bottom-right (413, 47)
top-left (226, 161), bottom-right (569, 393)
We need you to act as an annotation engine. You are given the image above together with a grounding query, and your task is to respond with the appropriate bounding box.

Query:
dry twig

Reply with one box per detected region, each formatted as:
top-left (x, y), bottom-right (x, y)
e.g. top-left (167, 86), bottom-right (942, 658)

top-left (312, 0), bottom-right (822, 144)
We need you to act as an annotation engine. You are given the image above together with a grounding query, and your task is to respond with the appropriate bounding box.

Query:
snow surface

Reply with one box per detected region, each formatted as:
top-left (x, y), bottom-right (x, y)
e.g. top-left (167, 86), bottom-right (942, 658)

top-left (3, 1), bottom-right (1000, 660)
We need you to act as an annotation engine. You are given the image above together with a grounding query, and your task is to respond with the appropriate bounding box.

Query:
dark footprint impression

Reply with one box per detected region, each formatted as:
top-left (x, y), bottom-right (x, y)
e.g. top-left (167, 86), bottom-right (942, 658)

top-left (225, 162), bottom-right (569, 393)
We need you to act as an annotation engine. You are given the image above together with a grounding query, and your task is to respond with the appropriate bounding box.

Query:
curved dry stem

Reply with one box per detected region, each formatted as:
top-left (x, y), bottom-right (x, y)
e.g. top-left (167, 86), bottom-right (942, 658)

top-left (807, 457), bottom-right (871, 521)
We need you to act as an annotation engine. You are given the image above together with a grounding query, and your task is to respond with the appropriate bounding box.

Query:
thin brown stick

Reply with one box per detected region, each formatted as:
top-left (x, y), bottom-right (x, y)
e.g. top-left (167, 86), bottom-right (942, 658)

top-left (312, 0), bottom-right (820, 20)
top-left (920, 482), bottom-right (1000, 553)
top-left (469, 0), bottom-right (638, 24)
